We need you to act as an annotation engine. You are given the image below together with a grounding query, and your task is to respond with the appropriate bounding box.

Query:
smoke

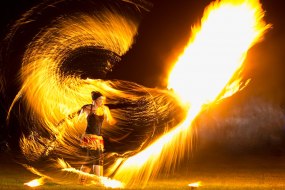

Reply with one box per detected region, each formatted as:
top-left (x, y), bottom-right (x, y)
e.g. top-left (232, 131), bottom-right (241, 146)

top-left (196, 96), bottom-right (285, 155)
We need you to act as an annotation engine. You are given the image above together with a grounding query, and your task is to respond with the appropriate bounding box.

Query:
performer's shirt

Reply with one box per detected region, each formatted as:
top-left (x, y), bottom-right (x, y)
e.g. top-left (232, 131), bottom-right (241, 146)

top-left (84, 104), bottom-right (104, 135)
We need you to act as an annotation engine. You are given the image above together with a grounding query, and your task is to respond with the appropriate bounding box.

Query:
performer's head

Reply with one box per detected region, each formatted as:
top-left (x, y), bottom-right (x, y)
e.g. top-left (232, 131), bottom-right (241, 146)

top-left (91, 91), bottom-right (104, 106)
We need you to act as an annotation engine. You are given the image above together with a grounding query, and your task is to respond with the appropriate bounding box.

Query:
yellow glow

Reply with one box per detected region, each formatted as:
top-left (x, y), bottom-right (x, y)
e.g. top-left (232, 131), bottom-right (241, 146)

top-left (113, 0), bottom-right (270, 187)
top-left (24, 178), bottom-right (45, 187)
top-left (188, 181), bottom-right (201, 187)
top-left (100, 177), bottom-right (125, 188)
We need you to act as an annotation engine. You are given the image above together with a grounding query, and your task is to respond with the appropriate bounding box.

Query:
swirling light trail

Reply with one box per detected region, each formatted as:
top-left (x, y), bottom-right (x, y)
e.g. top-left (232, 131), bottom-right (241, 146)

top-left (3, 0), bottom-right (271, 188)
top-left (5, 1), bottom-right (182, 187)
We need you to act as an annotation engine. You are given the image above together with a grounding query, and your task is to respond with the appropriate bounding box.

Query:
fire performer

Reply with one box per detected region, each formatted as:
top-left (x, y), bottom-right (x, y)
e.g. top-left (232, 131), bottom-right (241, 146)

top-left (79, 91), bottom-right (115, 184)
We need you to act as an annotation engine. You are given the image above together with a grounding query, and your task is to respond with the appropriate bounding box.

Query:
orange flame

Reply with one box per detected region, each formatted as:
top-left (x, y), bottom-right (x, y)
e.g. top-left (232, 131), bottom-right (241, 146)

top-left (113, 0), bottom-right (270, 187)
top-left (168, 0), bottom-right (270, 104)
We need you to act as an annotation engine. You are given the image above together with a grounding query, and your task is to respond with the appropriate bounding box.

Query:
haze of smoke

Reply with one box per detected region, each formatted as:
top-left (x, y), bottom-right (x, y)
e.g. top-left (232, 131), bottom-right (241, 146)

top-left (197, 97), bottom-right (285, 154)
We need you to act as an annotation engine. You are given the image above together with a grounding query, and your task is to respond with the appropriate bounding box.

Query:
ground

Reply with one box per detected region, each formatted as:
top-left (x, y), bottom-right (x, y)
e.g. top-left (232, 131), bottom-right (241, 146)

top-left (1, 152), bottom-right (285, 190)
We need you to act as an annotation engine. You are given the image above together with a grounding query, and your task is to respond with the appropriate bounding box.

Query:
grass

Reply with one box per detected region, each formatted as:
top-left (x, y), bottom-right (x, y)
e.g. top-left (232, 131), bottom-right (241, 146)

top-left (1, 153), bottom-right (285, 190)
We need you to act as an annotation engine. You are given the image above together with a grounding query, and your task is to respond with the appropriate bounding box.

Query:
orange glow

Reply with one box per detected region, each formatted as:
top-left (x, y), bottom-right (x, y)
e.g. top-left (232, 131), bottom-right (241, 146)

top-left (113, 0), bottom-right (270, 187)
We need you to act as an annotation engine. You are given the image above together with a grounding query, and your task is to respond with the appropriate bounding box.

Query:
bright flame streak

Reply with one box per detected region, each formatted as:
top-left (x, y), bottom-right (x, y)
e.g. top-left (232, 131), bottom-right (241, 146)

top-left (113, 0), bottom-right (270, 187)
top-left (24, 178), bottom-right (45, 187)
top-left (113, 104), bottom-right (200, 185)
top-left (168, 0), bottom-right (270, 104)
top-left (62, 168), bottom-right (124, 188)
top-left (188, 181), bottom-right (201, 187)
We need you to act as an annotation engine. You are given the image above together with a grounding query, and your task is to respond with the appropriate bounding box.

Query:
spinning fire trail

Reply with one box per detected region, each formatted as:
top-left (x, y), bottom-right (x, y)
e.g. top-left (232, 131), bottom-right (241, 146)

top-left (3, 0), bottom-right (270, 188)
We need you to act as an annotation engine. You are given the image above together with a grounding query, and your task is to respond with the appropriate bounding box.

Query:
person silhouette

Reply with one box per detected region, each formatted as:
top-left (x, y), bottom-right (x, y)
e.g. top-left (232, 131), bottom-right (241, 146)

top-left (78, 91), bottom-right (115, 184)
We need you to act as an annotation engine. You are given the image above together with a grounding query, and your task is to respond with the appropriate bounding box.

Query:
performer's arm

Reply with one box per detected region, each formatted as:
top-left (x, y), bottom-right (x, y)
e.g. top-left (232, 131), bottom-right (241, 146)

top-left (77, 105), bottom-right (87, 122)
top-left (104, 106), bottom-right (116, 125)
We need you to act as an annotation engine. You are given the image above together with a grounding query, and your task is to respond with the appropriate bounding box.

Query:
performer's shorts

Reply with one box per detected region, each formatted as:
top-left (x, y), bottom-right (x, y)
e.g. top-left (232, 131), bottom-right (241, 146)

top-left (80, 134), bottom-right (104, 151)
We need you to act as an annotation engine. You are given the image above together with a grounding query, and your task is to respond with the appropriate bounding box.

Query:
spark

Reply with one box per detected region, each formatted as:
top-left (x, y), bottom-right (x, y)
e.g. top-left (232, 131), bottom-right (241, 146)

top-left (24, 178), bottom-right (45, 187)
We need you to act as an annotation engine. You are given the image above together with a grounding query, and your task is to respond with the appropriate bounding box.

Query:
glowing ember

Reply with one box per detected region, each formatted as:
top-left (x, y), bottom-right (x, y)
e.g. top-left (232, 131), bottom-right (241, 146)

top-left (188, 181), bottom-right (201, 187)
top-left (24, 178), bottom-right (45, 187)
top-left (113, 0), bottom-right (270, 187)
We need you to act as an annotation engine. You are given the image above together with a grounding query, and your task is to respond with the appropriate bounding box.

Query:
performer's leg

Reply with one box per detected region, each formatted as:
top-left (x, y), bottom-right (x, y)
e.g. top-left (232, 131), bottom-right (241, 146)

top-left (94, 165), bottom-right (102, 176)
top-left (93, 149), bottom-right (103, 176)
top-left (78, 149), bottom-right (91, 184)
top-left (79, 165), bottom-right (91, 184)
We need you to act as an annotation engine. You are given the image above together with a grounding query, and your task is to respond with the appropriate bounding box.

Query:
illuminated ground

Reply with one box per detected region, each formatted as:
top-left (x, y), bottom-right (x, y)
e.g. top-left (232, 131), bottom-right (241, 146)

top-left (1, 152), bottom-right (285, 190)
